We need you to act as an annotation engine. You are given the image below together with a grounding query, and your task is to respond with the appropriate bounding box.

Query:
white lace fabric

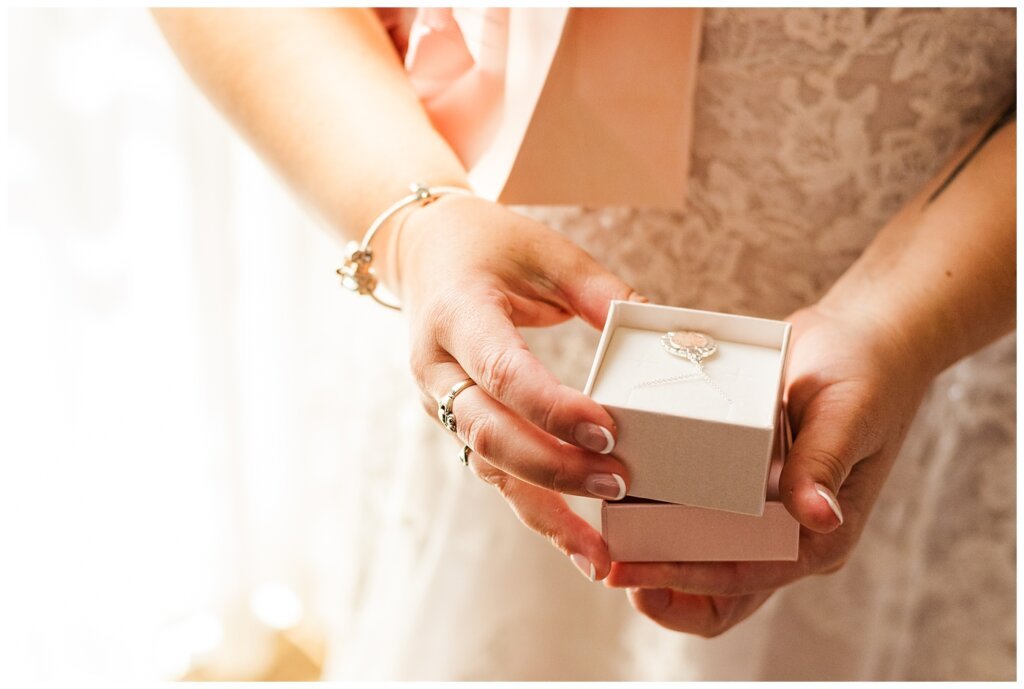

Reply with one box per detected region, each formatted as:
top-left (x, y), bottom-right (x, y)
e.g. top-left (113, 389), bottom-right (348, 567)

top-left (322, 8), bottom-right (1016, 680)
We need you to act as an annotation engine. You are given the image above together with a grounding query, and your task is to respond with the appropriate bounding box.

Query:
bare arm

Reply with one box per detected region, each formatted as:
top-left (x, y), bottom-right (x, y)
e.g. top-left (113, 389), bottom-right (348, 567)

top-left (151, 8), bottom-right (468, 245)
top-left (152, 8), bottom-right (645, 584)
top-left (820, 108), bottom-right (1016, 378)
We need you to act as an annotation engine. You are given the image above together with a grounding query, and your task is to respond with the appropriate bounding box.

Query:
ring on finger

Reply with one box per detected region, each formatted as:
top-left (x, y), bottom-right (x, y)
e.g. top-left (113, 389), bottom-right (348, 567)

top-left (459, 444), bottom-right (471, 467)
top-left (437, 378), bottom-right (477, 433)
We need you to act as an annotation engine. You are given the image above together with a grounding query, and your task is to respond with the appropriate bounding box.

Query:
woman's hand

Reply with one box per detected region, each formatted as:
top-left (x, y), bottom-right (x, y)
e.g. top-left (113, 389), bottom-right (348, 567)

top-left (397, 194), bottom-right (644, 581)
top-left (604, 109), bottom-right (1013, 636)
top-left (604, 303), bottom-right (934, 635)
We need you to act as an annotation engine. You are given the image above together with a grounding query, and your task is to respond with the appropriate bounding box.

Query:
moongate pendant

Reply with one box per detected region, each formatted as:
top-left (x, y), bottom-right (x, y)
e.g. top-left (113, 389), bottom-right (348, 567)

top-left (661, 330), bottom-right (718, 363)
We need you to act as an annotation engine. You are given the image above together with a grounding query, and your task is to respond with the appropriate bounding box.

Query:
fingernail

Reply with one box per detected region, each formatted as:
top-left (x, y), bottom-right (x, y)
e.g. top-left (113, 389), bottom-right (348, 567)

top-left (570, 553), bottom-right (596, 582)
top-left (628, 292), bottom-right (649, 303)
top-left (814, 483), bottom-right (844, 526)
top-left (573, 422), bottom-right (615, 454)
top-left (585, 473), bottom-right (627, 500)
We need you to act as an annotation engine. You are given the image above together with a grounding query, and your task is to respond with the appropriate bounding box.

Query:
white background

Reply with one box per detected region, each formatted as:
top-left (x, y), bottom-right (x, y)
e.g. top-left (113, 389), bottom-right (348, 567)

top-left (3, 8), bottom-right (404, 680)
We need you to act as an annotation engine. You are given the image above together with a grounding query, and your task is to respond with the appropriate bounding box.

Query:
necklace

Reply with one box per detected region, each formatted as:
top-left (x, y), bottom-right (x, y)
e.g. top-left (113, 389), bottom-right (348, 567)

top-left (632, 331), bottom-right (734, 405)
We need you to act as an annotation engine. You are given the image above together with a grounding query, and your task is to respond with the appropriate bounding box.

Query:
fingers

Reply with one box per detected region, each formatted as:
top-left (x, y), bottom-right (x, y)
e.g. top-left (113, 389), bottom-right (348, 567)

top-left (553, 247), bottom-right (648, 331)
top-left (467, 448), bottom-right (612, 581)
top-left (423, 361), bottom-right (630, 499)
top-left (432, 291), bottom-right (619, 454)
top-left (627, 588), bottom-right (773, 637)
top-left (779, 388), bottom-right (875, 534)
top-left (605, 559), bottom-right (806, 598)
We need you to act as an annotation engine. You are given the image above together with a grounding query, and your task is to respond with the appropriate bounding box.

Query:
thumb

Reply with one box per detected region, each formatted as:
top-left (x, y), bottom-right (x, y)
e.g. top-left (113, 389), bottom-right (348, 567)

top-left (558, 251), bottom-right (647, 331)
top-left (778, 402), bottom-right (863, 533)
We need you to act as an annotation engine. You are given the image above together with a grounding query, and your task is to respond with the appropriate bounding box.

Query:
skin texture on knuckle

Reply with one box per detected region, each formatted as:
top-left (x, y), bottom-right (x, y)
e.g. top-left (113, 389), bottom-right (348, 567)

top-left (478, 330), bottom-right (572, 438)
top-left (478, 344), bottom-right (525, 402)
top-left (462, 408), bottom-right (497, 460)
top-left (535, 390), bottom-right (565, 439)
top-left (544, 453), bottom-right (576, 494)
top-left (476, 285), bottom-right (515, 314)
top-left (799, 447), bottom-right (850, 491)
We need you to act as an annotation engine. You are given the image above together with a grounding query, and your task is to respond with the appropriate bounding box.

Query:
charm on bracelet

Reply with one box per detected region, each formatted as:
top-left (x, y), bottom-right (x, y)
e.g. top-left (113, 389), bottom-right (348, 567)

top-left (337, 181), bottom-right (474, 311)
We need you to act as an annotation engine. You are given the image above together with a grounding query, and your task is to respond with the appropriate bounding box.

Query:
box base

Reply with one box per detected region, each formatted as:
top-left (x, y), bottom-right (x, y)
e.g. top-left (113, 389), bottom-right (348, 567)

top-left (603, 498), bottom-right (799, 562)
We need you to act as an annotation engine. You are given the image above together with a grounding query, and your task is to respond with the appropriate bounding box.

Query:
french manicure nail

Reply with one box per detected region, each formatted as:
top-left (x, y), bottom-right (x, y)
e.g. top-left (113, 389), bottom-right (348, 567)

top-left (570, 553), bottom-right (596, 582)
top-left (628, 292), bottom-right (649, 303)
top-left (573, 422), bottom-right (615, 454)
top-left (814, 483), bottom-right (844, 525)
top-left (585, 473), bottom-right (627, 501)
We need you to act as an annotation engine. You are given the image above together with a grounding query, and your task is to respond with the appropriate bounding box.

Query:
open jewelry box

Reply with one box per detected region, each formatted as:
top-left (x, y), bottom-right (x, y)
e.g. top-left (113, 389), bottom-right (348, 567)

top-left (583, 300), bottom-right (792, 516)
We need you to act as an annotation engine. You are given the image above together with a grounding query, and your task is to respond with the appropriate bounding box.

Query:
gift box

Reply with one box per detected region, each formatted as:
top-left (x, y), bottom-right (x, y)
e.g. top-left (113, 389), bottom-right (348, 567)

top-left (583, 300), bottom-right (791, 516)
top-left (601, 406), bottom-right (799, 562)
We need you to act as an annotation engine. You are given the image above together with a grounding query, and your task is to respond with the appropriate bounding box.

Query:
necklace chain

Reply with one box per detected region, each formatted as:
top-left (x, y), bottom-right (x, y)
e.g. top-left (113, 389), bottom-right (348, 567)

top-left (630, 333), bottom-right (734, 406)
top-left (686, 355), bottom-right (734, 405)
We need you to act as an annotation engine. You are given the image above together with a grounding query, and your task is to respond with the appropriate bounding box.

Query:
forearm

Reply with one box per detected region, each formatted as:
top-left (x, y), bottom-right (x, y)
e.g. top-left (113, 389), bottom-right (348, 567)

top-left (152, 8), bottom-right (468, 242)
top-left (820, 109), bottom-right (1016, 378)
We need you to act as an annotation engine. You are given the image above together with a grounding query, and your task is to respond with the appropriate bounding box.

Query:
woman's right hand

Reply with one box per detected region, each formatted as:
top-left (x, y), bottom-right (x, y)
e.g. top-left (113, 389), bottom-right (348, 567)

top-left (395, 194), bottom-right (643, 582)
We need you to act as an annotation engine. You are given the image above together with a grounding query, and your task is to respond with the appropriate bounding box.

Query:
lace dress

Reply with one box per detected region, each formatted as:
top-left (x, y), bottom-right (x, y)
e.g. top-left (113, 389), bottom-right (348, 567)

top-left (320, 8), bottom-right (1016, 680)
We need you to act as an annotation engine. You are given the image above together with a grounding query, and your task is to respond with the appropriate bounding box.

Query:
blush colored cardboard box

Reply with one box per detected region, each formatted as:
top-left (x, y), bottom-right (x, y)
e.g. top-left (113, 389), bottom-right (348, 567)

top-left (583, 300), bottom-right (792, 516)
top-left (603, 406), bottom-right (799, 562)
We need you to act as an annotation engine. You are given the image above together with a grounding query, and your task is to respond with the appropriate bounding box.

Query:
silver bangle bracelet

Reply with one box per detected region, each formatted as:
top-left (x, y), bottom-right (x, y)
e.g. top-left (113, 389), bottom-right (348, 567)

top-left (336, 181), bottom-right (473, 310)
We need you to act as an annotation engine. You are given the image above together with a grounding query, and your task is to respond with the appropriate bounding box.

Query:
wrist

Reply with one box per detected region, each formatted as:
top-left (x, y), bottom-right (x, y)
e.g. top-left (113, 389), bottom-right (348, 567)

top-left (387, 189), bottom-right (480, 303)
top-left (376, 203), bottom-right (416, 297)
top-left (338, 182), bottom-right (473, 310)
top-left (816, 282), bottom-right (942, 385)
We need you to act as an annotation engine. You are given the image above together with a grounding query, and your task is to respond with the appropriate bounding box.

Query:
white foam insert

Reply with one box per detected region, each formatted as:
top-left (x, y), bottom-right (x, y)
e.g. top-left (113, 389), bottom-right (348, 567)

top-left (590, 326), bottom-right (783, 428)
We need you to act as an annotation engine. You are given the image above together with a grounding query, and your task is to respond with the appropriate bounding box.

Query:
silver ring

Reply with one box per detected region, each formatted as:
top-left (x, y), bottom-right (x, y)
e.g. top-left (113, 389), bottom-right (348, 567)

top-left (437, 378), bottom-right (476, 433)
top-left (459, 445), bottom-right (471, 467)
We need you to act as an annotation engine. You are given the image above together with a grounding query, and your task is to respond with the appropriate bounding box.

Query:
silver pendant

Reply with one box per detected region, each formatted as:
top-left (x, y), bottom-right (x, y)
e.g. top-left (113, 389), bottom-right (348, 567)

top-left (661, 331), bottom-right (718, 364)
top-left (643, 330), bottom-right (732, 405)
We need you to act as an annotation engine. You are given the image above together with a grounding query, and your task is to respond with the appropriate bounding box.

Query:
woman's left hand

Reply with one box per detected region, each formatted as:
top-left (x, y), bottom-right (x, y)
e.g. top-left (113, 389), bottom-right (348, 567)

top-left (603, 303), bottom-right (935, 637)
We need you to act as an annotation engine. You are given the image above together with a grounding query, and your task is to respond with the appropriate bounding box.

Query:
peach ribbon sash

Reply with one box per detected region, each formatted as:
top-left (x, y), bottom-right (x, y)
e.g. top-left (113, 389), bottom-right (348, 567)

top-left (377, 8), bottom-right (703, 209)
